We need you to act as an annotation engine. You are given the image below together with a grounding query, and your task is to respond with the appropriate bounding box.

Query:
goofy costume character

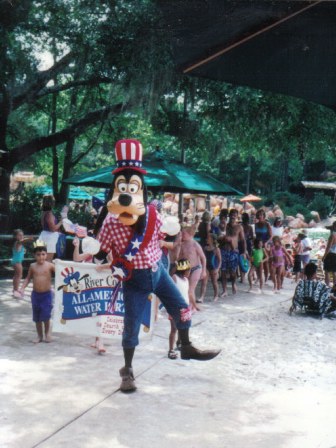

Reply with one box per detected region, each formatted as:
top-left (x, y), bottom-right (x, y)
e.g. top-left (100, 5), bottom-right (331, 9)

top-left (97, 139), bottom-right (220, 392)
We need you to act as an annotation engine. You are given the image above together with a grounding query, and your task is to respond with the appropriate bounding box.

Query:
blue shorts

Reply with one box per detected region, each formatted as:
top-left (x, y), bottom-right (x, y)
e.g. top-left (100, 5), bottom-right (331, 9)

top-left (221, 250), bottom-right (239, 272)
top-left (31, 290), bottom-right (53, 322)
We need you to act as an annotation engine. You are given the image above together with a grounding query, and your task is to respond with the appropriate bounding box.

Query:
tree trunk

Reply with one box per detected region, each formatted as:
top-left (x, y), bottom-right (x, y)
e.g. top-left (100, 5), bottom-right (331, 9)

top-left (1, 103), bottom-right (121, 227)
top-left (246, 154), bottom-right (252, 194)
top-left (57, 78), bottom-right (79, 205)
top-left (282, 156), bottom-right (289, 191)
top-left (0, 87), bottom-right (11, 230)
top-left (58, 137), bottom-right (74, 204)
top-left (51, 88), bottom-right (59, 201)
top-left (0, 160), bottom-right (12, 230)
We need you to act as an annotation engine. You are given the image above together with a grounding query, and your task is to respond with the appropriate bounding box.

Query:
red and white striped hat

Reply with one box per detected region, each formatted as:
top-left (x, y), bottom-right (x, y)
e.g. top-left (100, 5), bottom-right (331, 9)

top-left (113, 139), bottom-right (147, 175)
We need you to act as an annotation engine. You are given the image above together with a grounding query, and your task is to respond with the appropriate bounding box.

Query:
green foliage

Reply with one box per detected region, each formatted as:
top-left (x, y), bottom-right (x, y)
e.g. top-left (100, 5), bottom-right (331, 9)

top-left (263, 191), bottom-right (311, 221)
top-left (269, 191), bottom-right (304, 208)
top-left (264, 191), bottom-right (334, 221)
top-left (0, 239), bottom-right (12, 260)
top-left (67, 208), bottom-right (91, 227)
top-left (308, 192), bottom-right (333, 219)
top-left (3, 0), bottom-right (336, 225)
top-left (282, 204), bottom-right (311, 222)
top-left (9, 187), bottom-right (44, 233)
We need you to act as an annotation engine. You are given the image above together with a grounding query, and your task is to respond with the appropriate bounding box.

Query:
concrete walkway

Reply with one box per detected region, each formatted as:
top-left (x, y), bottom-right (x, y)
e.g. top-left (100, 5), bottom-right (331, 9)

top-left (1, 278), bottom-right (336, 448)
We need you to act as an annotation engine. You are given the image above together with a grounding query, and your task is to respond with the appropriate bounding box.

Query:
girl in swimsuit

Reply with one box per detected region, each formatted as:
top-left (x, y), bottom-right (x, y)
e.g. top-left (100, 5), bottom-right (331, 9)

top-left (255, 209), bottom-right (272, 283)
top-left (271, 236), bottom-right (292, 293)
top-left (179, 226), bottom-right (206, 311)
top-left (248, 238), bottom-right (268, 292)
top-left (11, 229), bottom-right (32, 298)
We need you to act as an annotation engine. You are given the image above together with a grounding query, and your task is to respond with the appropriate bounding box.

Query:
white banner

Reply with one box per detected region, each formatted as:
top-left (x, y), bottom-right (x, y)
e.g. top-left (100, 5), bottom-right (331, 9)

top-left (53, 260), bottom-right (155, 339)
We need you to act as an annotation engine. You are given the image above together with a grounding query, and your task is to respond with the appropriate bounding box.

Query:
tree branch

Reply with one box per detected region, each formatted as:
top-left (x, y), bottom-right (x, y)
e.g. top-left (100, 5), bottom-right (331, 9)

top-left (12, 51), bottom-right (74, 110)
top-left (71, 120), bottom-right (106, 167)
top-left (9, 103), bottom-right (122, 165)
top-left (35, 77), bottom-right (113, 99)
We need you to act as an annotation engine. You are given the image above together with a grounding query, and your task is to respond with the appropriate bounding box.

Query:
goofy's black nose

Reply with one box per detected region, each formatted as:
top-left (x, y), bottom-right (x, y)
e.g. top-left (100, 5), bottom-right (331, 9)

top-left (119, 194), bottom-right (132, 207)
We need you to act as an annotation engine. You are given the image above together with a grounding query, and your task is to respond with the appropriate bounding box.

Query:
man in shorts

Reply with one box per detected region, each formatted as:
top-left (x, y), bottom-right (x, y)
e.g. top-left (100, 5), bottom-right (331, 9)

top-left (219, 209), bottom-right (246, 296)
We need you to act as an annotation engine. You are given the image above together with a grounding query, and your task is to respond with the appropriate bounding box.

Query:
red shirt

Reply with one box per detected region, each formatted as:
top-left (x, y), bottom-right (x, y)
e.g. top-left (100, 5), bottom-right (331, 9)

top-left (98, 208), bottom-right (164, 269)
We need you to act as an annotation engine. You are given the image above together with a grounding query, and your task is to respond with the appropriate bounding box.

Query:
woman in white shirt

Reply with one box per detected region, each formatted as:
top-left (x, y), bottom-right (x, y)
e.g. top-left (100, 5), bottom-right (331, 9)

top-left (271, 217), bottom-right (284, 238)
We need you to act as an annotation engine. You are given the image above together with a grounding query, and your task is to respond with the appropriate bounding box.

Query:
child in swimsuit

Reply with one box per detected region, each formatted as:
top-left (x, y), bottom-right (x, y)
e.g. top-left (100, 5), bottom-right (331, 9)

top-left (248, 238), bottom-right (268, 292)
top-left (179, 226), bottom-right (206, 311)
top-left (20, 241), bottom-right (55, 343)
top-left (292, 237), bottom-right (303, 282)
top-left (271, 236), bottom-right (292, 293)
top-left (198, 233), bottom-right (222, 302)
top-left (11, 229), bottom-right (31, 298)
top-left (218, 234), bottom-right (239, 297)
top-left (168, 258), bottom-right (191, 359)
top-left (255, 209), bottom-right (272, 283)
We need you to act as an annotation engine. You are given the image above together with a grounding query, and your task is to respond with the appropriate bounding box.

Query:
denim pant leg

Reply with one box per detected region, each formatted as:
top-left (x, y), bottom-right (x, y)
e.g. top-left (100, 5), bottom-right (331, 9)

top-left (153, 263), bottom-right (191, 330)
top-left (122, 269), bottom-right (152, 349)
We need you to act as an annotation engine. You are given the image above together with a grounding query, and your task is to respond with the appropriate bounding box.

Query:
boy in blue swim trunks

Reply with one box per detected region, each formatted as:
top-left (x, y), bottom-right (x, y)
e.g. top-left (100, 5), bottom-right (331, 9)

top-left (21, 241), bottom-right (55, 343)
top-left (218, 209), bottom-right (246, 297)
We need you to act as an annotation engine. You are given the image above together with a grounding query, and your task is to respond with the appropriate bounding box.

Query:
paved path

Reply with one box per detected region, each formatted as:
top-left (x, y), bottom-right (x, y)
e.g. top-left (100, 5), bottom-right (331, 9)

top-left (1, 278), bottom-right (336, 448)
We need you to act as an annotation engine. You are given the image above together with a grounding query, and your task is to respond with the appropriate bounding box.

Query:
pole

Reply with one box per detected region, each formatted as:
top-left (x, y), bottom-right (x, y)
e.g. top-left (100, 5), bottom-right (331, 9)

top-left (178, 193), bottom-right (183, 222)
top-left (206, 194), bottom-right (210, 211)
top-left (246, 154), bottom-right (251, 194)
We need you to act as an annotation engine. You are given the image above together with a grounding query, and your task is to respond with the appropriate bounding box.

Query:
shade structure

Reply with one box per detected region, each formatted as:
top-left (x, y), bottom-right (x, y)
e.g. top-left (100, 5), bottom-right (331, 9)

top-left (157, 0), bottom-right (336, 108)
top-left (301, 181), bottom-right (336, 191)
top-left (68, 188), bottom-right (91, 201)
top-left (35, 186), bottom-right (91, 200)
top-left (240, 194), bottom-right (262, 203)
top-left (35, 185), bottom-right (53, 195)
top-left (13, 171), bottom-right (35, 183)
top-left (63, 155), bottom-right (242, 196)
top-left (92, 192), bottom-right (106, 201)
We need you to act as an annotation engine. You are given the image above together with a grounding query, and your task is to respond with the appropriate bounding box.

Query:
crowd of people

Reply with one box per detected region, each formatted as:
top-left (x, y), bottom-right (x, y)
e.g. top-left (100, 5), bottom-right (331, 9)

top-left (189, 207), bottom-right (336, 321)
top-left (190, 207), bottom-right (310, 298)
top-left (8, 194), bottom-right (336, 351)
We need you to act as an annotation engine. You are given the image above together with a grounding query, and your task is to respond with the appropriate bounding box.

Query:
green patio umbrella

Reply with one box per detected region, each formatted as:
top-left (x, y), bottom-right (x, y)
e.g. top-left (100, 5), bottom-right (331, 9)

top-left (63, 154), bottom-right (242, 196)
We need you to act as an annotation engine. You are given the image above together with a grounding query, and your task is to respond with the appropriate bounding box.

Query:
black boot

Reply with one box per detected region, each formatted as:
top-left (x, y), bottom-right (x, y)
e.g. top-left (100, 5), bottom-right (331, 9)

top-left (180, 344), bottom-right (221, 361)
top-left (119, 367), bottom-right (136, 392)
top-left (178, 328), bottom-right (221, 361)
top-left (119, 347), bottom-right (136, 392)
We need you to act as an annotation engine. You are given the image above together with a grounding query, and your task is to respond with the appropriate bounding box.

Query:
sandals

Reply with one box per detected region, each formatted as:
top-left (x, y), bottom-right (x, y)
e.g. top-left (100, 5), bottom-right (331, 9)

top-left (168, 349), bottom-right (178, 359)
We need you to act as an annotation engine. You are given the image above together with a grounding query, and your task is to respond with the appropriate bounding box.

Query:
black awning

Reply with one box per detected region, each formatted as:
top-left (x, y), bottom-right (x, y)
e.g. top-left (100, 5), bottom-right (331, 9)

top-left (157, 0), bottom-right (336, 108)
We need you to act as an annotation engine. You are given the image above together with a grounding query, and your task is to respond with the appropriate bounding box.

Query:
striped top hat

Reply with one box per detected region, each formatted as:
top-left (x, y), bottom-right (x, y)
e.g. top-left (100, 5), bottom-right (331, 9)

top-left (113, 139), bottom-right (147, 175)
